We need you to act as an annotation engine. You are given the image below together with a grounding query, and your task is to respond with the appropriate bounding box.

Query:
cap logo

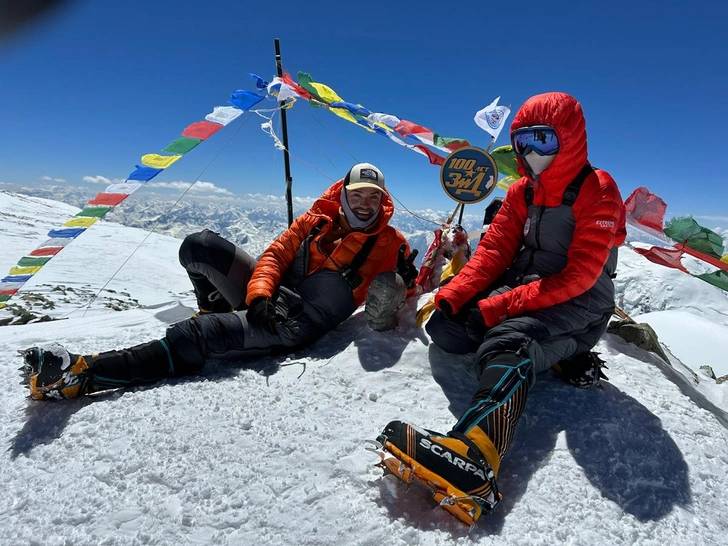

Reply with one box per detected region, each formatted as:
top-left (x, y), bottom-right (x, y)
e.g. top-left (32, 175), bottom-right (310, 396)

top-left (359, 168), bottom-right (379, 182)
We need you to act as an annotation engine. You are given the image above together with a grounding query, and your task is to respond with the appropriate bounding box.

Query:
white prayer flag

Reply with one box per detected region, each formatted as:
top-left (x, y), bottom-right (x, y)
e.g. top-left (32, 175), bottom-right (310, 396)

top-left (474, 96), bottom-right (511, 141)
top-left (367, 113), bottom-right (401, 129)
top-left (267, 78), bottom-right (300, 103)
top-left (105, 182), bottom-right (142, 195)
top-left (205, 106), bottom-right (243, 126)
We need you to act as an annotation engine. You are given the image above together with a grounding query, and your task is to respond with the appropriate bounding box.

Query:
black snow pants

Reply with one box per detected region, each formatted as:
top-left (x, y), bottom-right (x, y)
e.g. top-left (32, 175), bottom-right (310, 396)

top-left (425, 282), bottom-right (613, 463)
top-left (87, 230), bottom-right (354, 392)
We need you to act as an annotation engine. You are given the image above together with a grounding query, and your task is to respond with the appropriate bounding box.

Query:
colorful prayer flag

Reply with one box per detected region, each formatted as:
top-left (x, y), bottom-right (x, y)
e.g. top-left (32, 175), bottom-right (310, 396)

top-left (141, 154), bottom-right (182, 169)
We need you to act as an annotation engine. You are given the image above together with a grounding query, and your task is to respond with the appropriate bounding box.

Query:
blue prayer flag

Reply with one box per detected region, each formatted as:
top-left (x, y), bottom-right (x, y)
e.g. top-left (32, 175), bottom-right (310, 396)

top-left (229, 90), bottom-right (265, 111)
top-left (48, 228), bottom-right (86, 238)
top-left (127, 165), bottom-right (163, 182)
top-left (249, 73), bottom-right (269, 89)
top-left (2, 275), bottom-right (33, 283)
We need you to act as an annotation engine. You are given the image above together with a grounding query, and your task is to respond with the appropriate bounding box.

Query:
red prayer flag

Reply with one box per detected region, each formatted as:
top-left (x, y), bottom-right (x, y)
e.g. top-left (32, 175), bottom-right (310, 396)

top-left (182, 121), bottom-right (223, 140)
top-left (0, 289), bottom-right (19, 296)
top-left (394, 120), bottom-right (433, 139)
top-left (416, 228), bottom-right (443, 292)
top-left (675, 243), bottom-right (728, 273)
top-left (625, 187), bottom-right (667, 232)
top-left (281, 73), bottom-right (313, 100)
top-left (633, 246), bottom-right (690, 274)
top-left (414, 145), bottom-right (445, 166)
top-left (29, 247), bottom-right (63, 257)
top-left (88, 193), bottom-right (128, 206)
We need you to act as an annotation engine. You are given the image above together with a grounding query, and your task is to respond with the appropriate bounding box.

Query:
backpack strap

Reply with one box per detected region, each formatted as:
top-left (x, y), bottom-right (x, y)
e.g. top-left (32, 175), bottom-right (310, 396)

top-left (562, 164), bottom-right (595, 207)
top-left (524, 183), bottom-right (534, 207)
top-left (523, 164), bottom-right (596, 208)
top-left (340, 234), bottom-right (379, 289)
top-left (302, 219), bottom-right (328, 275)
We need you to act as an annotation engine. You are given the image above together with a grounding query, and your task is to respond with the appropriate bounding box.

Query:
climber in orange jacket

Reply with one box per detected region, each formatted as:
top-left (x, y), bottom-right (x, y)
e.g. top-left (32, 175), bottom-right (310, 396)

top-left (22, 163), bottom-right (418, 400)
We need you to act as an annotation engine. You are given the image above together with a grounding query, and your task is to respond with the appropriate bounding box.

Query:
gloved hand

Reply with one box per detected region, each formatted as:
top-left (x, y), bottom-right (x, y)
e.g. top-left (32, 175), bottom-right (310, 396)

top-left (395, 244), bottom-right (419, 289)
top-left (247, 297), bottom-right (278, 334)
top-left (555, 352), bottom-right (609, 389)
top-left (465, 307), bottom-right (487, 342)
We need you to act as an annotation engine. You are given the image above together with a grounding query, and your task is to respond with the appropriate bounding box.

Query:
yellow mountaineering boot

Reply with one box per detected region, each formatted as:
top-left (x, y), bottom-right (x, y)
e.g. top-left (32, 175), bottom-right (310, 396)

top-left (20, 343), bottom-right (91, 400)
top-left (377, 351), bottom-right (535, 526)
top-left (377, 420), bottom-right (502, 526)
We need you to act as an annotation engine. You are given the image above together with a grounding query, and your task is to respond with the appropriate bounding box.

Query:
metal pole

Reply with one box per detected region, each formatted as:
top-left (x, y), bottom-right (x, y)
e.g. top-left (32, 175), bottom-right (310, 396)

top-left (457, 203), bottom-right (465, 225)
top-left (275, 38), bottom-right (294, 227)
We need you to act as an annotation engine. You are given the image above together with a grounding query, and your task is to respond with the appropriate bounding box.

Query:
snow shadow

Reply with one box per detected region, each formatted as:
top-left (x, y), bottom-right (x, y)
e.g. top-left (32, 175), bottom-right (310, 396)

top-left (427, 344), bottom-right (480, 417)
top-left (9, 366), bottom-right (244, 458)
top-left (10, 395), bottom-right (101, 458)
top-left (501, 379), bottom-right (692, 523)
top-left (422, 345), bottom-right (691, 534)
top-left (285, 311), bottom-right (415, 372)
top-left (375, 473), bottom-right (481, 537)
top-left (151, 301), bottom-right (197, 325)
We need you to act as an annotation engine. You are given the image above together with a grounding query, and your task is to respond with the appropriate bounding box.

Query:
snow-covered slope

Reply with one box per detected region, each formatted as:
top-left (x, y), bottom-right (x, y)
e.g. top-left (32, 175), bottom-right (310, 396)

top-left (0, 191), bottom-right (194, 321)
top-left (1, 191), bottom-right (727, 545)
top-left (7, 184), bottom-right (480, 262)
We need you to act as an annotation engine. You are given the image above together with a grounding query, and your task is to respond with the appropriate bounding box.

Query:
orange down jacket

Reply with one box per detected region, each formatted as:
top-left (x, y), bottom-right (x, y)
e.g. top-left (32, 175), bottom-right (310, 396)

top-left (436, 92), bottom-right (627, 327)
top-left (246, 181), bottom-right (409, 307)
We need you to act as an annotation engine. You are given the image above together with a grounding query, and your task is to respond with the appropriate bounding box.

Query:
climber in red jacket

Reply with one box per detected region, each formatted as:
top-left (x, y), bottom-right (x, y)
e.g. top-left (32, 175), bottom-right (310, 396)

top-left (378, 92), bottom-right (627, 523)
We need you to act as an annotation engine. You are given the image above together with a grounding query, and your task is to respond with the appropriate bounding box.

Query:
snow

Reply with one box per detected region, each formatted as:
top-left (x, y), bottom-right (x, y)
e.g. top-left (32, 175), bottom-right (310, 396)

top-left (2, 192), bottom-right (728, 545)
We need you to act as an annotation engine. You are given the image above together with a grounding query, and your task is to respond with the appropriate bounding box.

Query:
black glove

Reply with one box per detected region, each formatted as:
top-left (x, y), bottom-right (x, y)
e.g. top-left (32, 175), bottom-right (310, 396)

top-left (395, 244), bottom-right (419, 289)
top-left (465, 307), bottom-right (487, 342)
top-left (247, 297), bottom-right (278, 335)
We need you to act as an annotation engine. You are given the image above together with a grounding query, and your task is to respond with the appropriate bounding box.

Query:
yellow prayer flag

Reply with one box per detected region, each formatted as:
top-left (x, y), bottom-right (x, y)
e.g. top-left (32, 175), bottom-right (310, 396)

top-left (141, 154), bottom-right (182, 169)
top-left (415, 248), bottom-right (470, 328)
top-left (63, 217), bottom-right (99, 228)
top-left (330, 107), bottom-right (360, 126)
top-left (310, 82), bottom-right (343, 104)
top-left (447, 249), bottom-right (468, 277)
top-left (497, 175), bottom-right (519, 191)
top-left (415, 299), bottom-right (437, 328)
top-left (10, 266), bottom-right (41, 275)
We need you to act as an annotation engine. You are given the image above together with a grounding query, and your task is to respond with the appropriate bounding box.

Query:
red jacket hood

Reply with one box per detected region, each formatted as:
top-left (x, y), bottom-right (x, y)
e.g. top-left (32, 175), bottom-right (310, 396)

top-left (313, 180), bottom-right (395, 233)
top-left (511, 92), bottom-right (588, 195)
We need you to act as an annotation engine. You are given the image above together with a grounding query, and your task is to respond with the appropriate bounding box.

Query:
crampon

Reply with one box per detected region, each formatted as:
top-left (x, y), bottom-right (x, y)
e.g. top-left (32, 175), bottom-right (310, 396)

top-left (368, 438), bottom-right (500, 527)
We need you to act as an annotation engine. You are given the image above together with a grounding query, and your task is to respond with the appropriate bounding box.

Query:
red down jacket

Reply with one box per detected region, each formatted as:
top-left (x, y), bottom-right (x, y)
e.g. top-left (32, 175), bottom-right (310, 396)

top-left (435, 92), bottom-right (627, 327)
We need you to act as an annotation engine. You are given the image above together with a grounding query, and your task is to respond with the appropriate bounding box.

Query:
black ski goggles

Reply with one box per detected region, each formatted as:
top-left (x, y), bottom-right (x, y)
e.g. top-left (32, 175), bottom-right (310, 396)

top-left (511, 125), bottom-right (560, 157)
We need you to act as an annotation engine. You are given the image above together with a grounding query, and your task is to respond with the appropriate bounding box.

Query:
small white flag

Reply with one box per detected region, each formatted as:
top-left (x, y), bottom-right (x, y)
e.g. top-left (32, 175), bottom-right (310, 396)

top-left (474, 96), bottom-right (511, 141)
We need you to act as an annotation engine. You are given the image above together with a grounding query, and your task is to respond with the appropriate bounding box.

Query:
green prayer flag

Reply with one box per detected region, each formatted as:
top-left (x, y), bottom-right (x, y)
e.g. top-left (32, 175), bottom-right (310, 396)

top-left (433, 135), bottom-right (469, 150)
top-left (695, 270), bottom-right (728, 292)
top-left (297, 72), bottom-right (325, 103)
top-left (76, 206), bottom-right (112, 218)
top-left (17, 257), bottom-right (51, 267)
top-left (491, 145), bottom-right (520, 180)
top-left (664, 216), bottom-right (724, 259)
top-left (163, 137), bottom-right (202, 155)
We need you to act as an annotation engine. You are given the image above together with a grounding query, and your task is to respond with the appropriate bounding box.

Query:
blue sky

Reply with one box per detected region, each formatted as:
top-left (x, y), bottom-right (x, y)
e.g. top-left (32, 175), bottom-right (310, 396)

top-left (1, 0), bottom-right (727, 221)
